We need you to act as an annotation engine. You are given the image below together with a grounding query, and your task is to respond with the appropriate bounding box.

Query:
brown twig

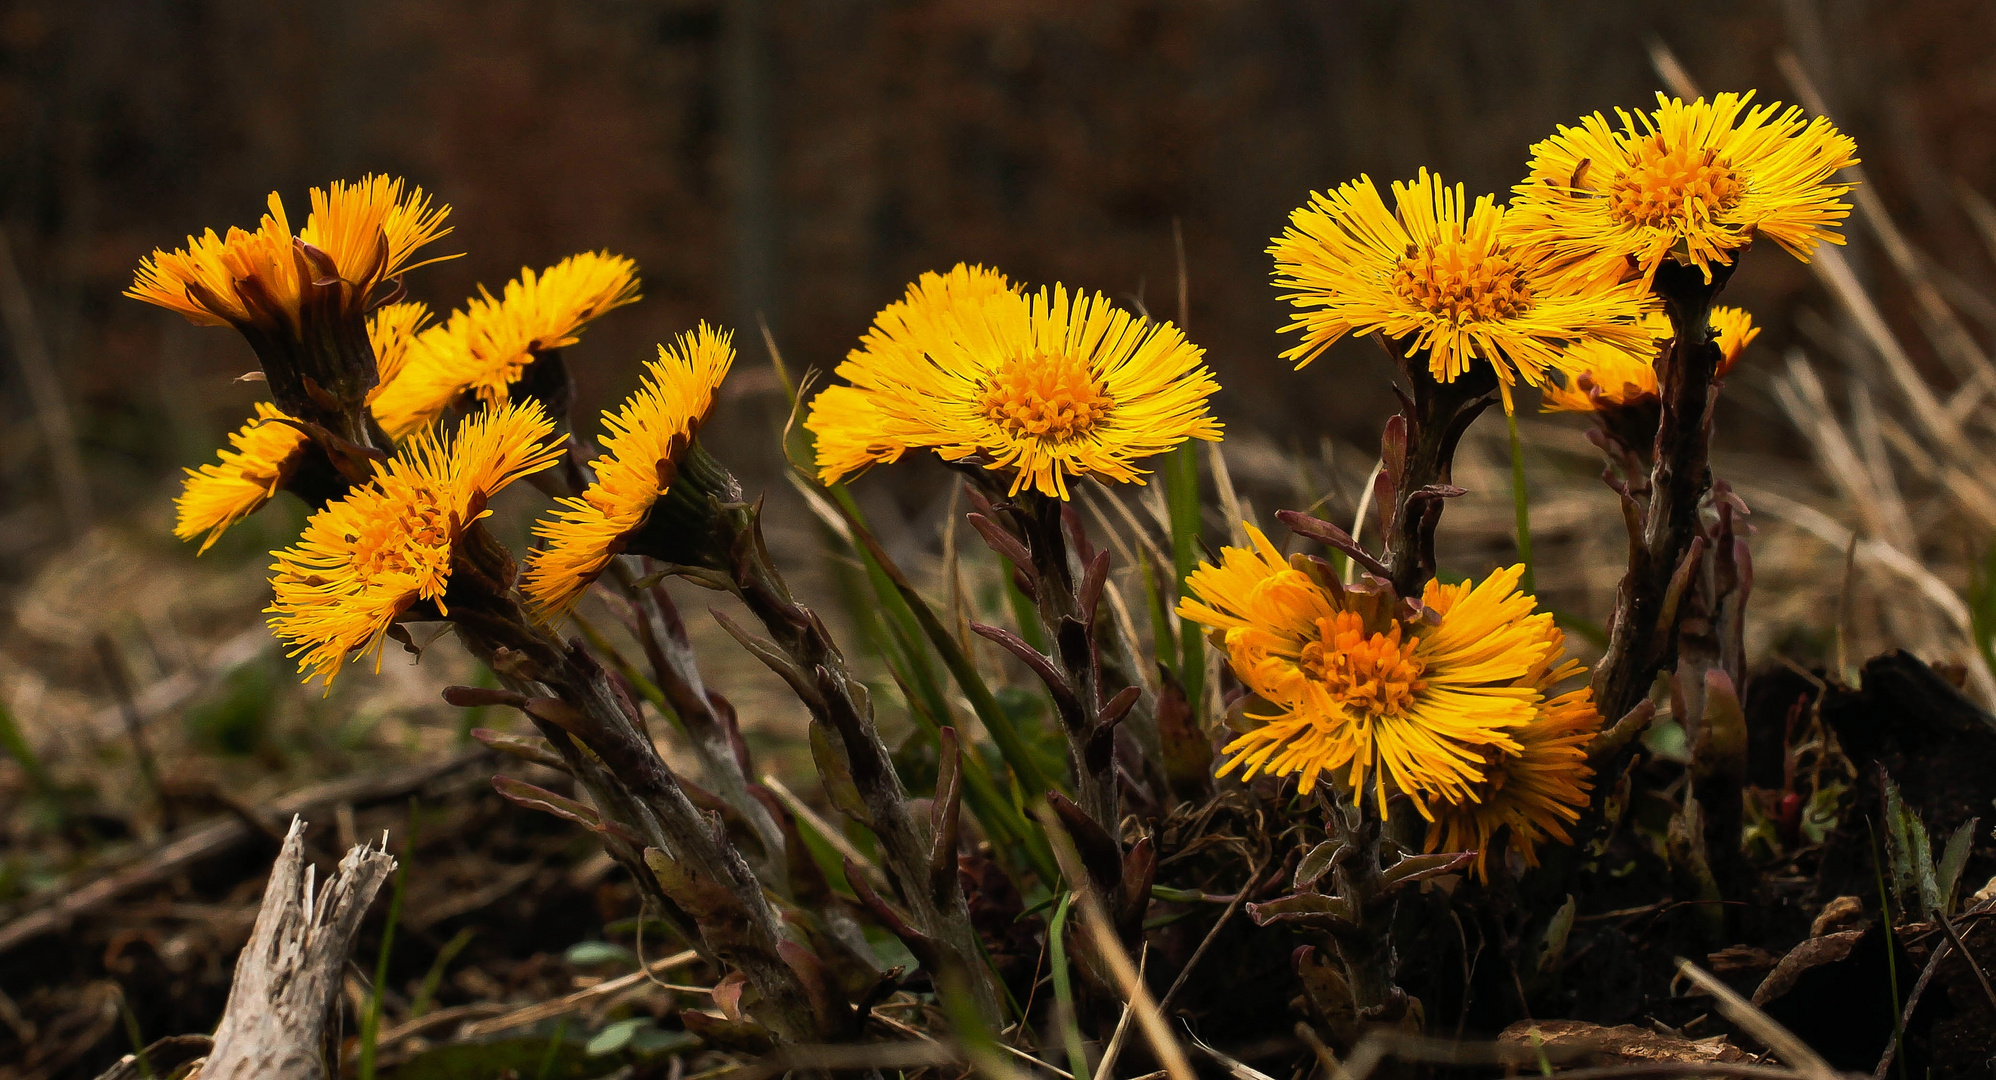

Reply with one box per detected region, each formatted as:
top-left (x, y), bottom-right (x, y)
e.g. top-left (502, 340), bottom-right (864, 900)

top-left (1672, 959), bottom-right (1836, 1080)
top-left (1932, 906), bottom-right (1996, 1016)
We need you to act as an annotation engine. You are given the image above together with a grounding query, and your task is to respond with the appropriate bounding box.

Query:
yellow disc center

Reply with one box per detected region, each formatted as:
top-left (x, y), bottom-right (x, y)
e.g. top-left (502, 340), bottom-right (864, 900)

top-left (1299, 611), bottom-right (1426, 717)
top-left (1608, 138), bottom-right (1745, 228)
top-left (979, 352), bottom-right (1113, 443)
top-left (348, 496), bottom-right (453, 585)
top-left (1391, 237), bottom-right (1532, 324)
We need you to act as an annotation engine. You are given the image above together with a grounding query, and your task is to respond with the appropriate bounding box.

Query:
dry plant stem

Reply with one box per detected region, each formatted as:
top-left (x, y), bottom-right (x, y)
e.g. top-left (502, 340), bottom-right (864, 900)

top-left (198, 818), bottom-right (395, 1080)
top-left (1012, 490), bottom-right (1117, 833)
top-left (706, 502), bottom-right (1003, 1026)
top-left (1378, 354), bottom-right (1497, 599)
top-left (447, 527), bottom-right (825, 1044)
top-left (613, 556), bottom-right (786, 878)
top-left (1592, 259), bottom-right (1736, 727)
top-left (1324, 794), bottom-right (1405, 1018)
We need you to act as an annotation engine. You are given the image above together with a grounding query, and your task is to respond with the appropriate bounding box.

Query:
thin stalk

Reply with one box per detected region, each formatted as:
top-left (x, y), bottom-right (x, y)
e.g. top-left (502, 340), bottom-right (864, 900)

top-left (358, 803), bottom-right (413, 1080)
top-left (1507, 408), bottom-right (1536, 594)
top-left (1048, 892), bottom-right (1092, 1080)
top-left (1165, 444), bottom-right (1205, 725)
top-left (1872, 823), bottom-right (1907, 1080)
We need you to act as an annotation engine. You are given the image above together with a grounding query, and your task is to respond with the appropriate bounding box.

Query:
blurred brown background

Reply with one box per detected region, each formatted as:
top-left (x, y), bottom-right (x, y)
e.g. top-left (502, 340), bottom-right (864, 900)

top-left (5, 3), bottom-right (1996, 1072)
top-left (4, 0), bottom-right (1994, 551)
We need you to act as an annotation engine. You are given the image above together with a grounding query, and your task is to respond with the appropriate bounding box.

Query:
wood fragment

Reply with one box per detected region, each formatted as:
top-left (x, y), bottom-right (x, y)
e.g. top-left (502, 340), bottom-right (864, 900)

top-left (197, 818), bottom-right (398, 1079)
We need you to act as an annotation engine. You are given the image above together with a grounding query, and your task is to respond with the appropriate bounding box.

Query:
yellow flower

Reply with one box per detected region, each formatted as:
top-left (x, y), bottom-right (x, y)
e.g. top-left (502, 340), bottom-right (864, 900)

top-left (366, 301), bottom-right (434, 391)
top-left (1541, 306), bottom-right (1759, 413)
top-left (267, 400), bottom-right (562, 687)
top-left (1270, 169), bottom-right (1654, 405)
top-left (1512, 92), bottom-right (1857, 284)
top-left (128, 175), bottom-right (452, 333)
top-left (806, 263), bottom-right (1223, 499)
top-left (1179, 524), bottom-right (1566, 807)
top-left (175, 403), bottom-right (311, 554)
top-left (371, 252), bottom-right (641, 439)
top-left (1422, 670), bottom-right (1599, 879)
top-left (522, 324), bottom-right (735, 620)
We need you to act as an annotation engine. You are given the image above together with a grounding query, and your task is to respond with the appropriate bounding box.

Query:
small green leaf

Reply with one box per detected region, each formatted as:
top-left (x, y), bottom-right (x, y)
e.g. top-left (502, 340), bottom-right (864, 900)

top-left (1940, 818), bottom-right (1979, 916)
top-left (1536, 895), bottom-right (1578, 973)
top-left (564, 941), bottom-right (637, 970)
top-left (1293, 842), bottom-right (1346, 889)
top-left (585, 1018), bottom-right (647, 1057)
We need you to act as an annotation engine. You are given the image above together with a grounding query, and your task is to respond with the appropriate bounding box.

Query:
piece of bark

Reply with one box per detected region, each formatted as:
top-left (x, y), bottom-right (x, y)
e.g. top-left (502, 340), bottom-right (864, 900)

top-left (195, 817), bottom-right (397, 1079)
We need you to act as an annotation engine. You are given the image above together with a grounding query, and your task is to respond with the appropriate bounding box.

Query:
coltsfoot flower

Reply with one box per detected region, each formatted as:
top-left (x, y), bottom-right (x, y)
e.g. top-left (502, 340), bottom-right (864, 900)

top-left (1179, 524), bottom-right (1573, 807)
top-left (174, 403), bottom-right (312, 554)
top-left (1422, 670), bottom-right (1599, 879)
top-left (1541, 306), bottom-right (1758, 413)
top-left (1414, 581), bottom-right (1600, 878)
top-left (806, 263), bottom-right (1222, 499)
top-left (1511, 92), bottom-right (1858, 284)
top-left (267, 400), bottom-right (562, 687)
top-left (371, 252), bottom-right (641, 439)
top-left (522, 324), bottom-right (735, 620)
top-left (1270, 169), bottom-right (1655, 405)
top-left (128, 176), bottom-right (452, 331)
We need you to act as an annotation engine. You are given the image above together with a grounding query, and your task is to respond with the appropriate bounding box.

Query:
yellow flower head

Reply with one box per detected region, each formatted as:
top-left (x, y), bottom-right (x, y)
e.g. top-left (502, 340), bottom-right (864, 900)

top-left (806, 263), bottom-right (1223, 499)
top-left (267, 400), bottom-right (562, 687)
top-left (371, 252), bottom-right (641, 439)
top-left (1270, 169), bottom-right (1655, 404)
top-left (1422, 667), bottom-right (1600, 879)
top-left (1512, 92), bottom-right (1857, 283)
top-left (1180, 524), bottom-right (1569, 808)
top-left (523, 324), bottom-right (735, 620)
top-left (128, 175), bottom-right (453, 333)
top-left (1541, 305), bottom-right (1759, 413)
top-left (175, 403), bottom-right (311, 554)
top-left (366, 301), bottom-right (434, 391)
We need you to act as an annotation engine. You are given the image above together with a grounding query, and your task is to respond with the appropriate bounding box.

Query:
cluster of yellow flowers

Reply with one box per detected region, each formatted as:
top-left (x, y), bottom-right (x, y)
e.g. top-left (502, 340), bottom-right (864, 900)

top-left (130, 88), bottom-right (1853, 879)
top-left (132, 177), bottom-right (723, 686)
top-left (1273, 92), bottom-right (1851, 413)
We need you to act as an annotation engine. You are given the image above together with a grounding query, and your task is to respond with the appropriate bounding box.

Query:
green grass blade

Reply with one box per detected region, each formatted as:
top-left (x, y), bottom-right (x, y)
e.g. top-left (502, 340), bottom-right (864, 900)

top-left (876, 613), bottom-right (1056, 883)
top-left (1507, 408), bottom-right (1536, 595)
top-left (1165, 443), bottom-right (1205, 725)
top-left (358, 803), bottom-right (416, 1080)
top-left (1046, 892), bottom-right (1091, 1080)
top-left (826, 483), bottom-right (1062, 806)
top-left (569, 611), bottom-right (671, 717)
top-left (410, 926), bottom-right (476, 1018)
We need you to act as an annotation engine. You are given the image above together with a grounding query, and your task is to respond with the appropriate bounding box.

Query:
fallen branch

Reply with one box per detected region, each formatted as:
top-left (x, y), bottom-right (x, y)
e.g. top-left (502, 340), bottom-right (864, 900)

top-left (198, 817), bottom-right (398, 1079)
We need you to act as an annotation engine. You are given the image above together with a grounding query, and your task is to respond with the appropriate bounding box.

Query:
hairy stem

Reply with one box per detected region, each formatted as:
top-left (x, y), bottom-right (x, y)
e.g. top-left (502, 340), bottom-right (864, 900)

top-left (447, 526), bottom-right (824, 1043)
top-left (1590, 260), bottom-right (1736, 728)
top-left (1380, 357), bottom-right (1497, 599)
top-left (1015, 492), bottom-right (1117, 835)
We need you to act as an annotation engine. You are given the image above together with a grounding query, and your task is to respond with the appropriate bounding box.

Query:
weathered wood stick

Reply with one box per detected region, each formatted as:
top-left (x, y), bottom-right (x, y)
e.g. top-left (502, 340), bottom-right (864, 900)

top-left (196, 817), bottom-right (397, 1079)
